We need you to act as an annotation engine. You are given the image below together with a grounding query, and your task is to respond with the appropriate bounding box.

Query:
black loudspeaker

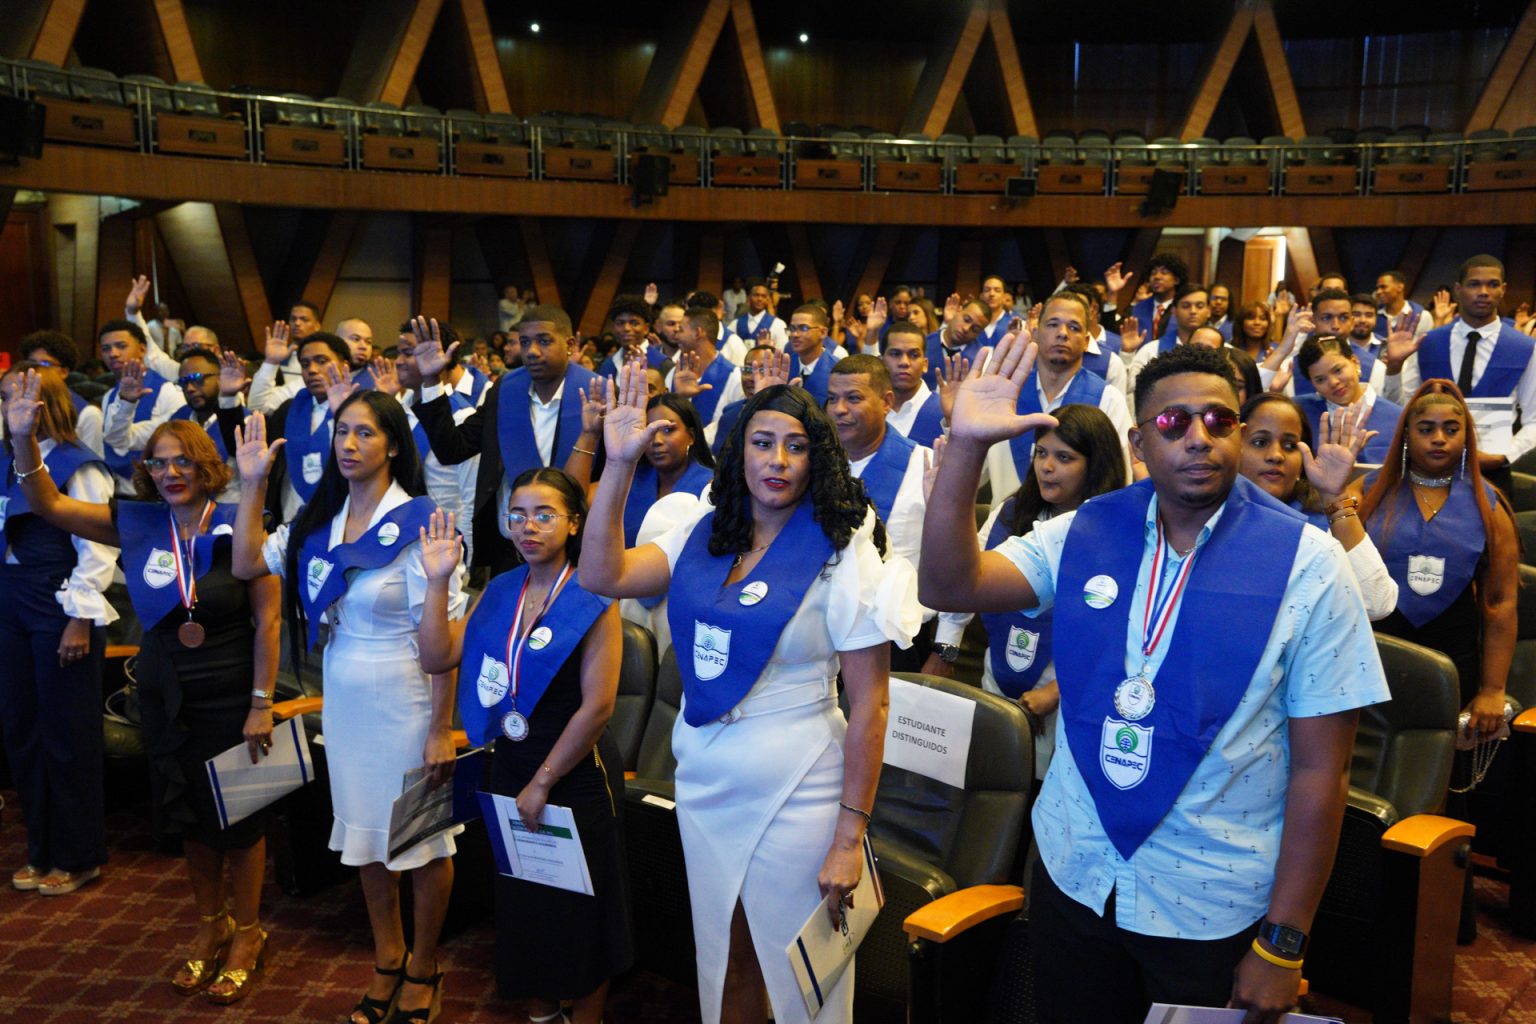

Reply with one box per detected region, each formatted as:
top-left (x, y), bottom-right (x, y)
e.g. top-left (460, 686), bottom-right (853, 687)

top-left (632, 153), bottom-right (670, 203)
top-left (1004, 176), bottom-right (1035, 198)
top-left (0, 95), bottom-right (45, 163)
top-left (1140, 168), bottom-right (1181, 215)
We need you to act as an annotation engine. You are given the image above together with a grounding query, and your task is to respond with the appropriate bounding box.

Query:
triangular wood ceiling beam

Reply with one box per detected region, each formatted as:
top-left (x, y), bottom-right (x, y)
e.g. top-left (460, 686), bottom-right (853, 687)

top-left (1466, 0), bottom-right (1536, 132)
top-left (338, 0), bottom-right (506, 111)
top-left (631, 0), bottom-right (778, 130)
top-left (456, 0), bottom-right (511, 113)
top-left (1179, 0), bottom-right (1304, 140)
top-left (903, 0), bottom-right (1037, 138)
top-left (27, 0), bottom-right (86, 65)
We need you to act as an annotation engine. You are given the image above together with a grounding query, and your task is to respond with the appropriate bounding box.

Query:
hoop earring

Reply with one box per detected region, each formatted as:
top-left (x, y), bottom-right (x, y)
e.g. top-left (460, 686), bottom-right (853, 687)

top-left (1460, 446), bottom-right (1467, 481)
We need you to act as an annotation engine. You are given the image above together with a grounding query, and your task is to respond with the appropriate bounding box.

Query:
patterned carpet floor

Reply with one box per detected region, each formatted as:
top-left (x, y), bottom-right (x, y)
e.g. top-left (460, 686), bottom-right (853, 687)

top-left (1, 789), bottom-right (1534, 1023)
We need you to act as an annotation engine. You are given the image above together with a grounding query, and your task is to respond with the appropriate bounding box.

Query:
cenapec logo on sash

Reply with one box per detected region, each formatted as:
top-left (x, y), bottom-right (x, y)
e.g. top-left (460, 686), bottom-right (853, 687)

top-left (1005, 625), bottom-right (1039, 672)
top-left (1101, 718), bottom-right (1152, 790)
top-left (693, 621), bottom-right (731, 681)
top-left (143, 547), bottom-right (179, 589)
top-left (306, 556), bottom-right (335, 602)
top-left (476, 654), bottom-right (508, 708)
top-left (1407, 554), bottom-right (1445, 596)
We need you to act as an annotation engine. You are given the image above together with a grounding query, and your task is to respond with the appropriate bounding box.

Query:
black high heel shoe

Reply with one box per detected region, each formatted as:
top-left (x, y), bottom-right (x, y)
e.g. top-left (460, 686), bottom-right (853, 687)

top-left (386, 961), bottom-right (443, 1024)
top-left (350, 955), bottom-right (408, 1024)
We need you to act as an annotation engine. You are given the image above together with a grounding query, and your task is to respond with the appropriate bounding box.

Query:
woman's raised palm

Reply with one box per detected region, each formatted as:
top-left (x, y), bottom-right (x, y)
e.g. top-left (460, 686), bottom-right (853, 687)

top-left (233, 412), bottom-right (284, 482)
top-left (3, 370), bottom-right (43, 438)
top-left (603, 361), bottom-right (661, 462)
top-left (419, 510), bottom-right (461, 581)
top-left (948, 331), bottom-right (1056, 445)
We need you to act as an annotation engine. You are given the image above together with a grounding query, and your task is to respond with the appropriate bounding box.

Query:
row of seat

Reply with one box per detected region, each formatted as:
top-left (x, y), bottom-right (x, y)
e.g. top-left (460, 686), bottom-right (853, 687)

top-left (10, 56), bottom-right (1536, 196)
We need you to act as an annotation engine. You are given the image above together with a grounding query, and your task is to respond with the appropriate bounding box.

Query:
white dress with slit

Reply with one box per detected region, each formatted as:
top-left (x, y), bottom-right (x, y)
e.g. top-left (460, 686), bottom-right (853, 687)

top-left (652, 509), bottom-right (919, 1024)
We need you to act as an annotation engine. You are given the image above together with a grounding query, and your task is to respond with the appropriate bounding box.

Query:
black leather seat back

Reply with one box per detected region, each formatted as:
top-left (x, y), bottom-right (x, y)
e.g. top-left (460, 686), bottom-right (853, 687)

top-left (872, 673), bottom-right (1034, 890)
top-left (610, 618), bottom-right (657, 771)
top-left (1351, 634), bottom-right (1458, 818)
top-left (633, 645), bottom-right (682, 783)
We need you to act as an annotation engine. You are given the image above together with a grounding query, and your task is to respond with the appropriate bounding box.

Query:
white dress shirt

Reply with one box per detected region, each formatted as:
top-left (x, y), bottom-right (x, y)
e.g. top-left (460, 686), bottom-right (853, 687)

top-left (1087, 331), bottom-right (1130, 394)
top-left (402, 371), bottom-right (486, 565)
top-left (886, 381), bottom-right (935, 439)
top-left (848, 438), bottom-right (929, 569)
top-left (246, 360), bottom-right (304, 414)
top-left (736, 310), bottom-right (789, 351)
top-left (101, 379), bottom-right (187, 494)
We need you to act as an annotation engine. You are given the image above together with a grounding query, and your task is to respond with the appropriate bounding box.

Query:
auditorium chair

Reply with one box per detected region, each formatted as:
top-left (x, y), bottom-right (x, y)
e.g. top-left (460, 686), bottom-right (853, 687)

top-left (1076, 131), bottom-right (1111, 168)
top-left (69, 67), bottom-right (124, 106)
top-left (16, 58), bottom-right (69, 98)
top-left (954, 134), bottom-right (1016, 193)
top-left (621, 646), bottom-right (696, 987)
top-left (26, 60), bottom-right (138, 148)
top-left (1357, 125), bottom-right (1392, 144)
top-left (262, 93), bottom-right (349, 167)
top-left (795, 129), bottom-right (864, 189)
top-left (936, 131), bottom-right (969, 180)
top-left (1510, 472), bottom-right (1536, 513)
top-left (711, 126), bottom-right (780, 187)
top-left (670, 124), bottom-right (706, 184)
top-left (1005, 134), bottom-right (1038, 174)
top-left (857, 672), bottom-right (1032, 1024)
top-left (356, 99), bottom-right (440, 172)
top-left (1307, 634), bottom-right (1468, 1024)
top-left (1373, 129), bottom-right (1451, 193)
top-left (610, 619), bottom-right (658, 772)
top-left (1517, 511), bottom-right (1536, 565)
top-left (151, 81), bottom-right (248, 159)
top-left (1495, 565), bottom-right (1536, 936)
top-left (1467, 127), bottom-right (1536, 191)
top-left (403, 104), bottom-right (444, 141)
top-left (121, 73), bottom-right (174, 117)
top-left (1427, 131), bottom-right (1464, 166)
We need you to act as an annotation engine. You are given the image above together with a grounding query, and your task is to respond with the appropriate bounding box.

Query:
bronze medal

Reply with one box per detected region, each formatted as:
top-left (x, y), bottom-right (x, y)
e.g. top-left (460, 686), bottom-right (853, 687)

top-left (178, 619), bottom-right (206, 648)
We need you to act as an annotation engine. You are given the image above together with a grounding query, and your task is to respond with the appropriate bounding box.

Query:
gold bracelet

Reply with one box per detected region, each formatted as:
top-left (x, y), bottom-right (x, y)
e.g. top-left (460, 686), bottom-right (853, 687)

top-left (1249, 937), bottom-right (1303, 970)
top-left (1328, 510), bottom-right (1358, 525)
top-left (572, 446), bottom-right (596, 457)
top-left (1323, 495), bottom-right (1359, 517)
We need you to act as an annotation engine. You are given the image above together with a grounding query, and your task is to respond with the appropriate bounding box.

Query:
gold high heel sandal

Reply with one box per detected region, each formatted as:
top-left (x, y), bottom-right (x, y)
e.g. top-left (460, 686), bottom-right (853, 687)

top-left (172, 910), bottom-right (234, 995)
top-left (205, 920), bottom-right (268, 1005)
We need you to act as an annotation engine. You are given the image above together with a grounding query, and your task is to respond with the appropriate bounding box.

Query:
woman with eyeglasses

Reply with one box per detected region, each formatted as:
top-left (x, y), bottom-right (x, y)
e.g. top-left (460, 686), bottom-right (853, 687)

top-left (4, 368), bottom-right (281, 1001)
top-left (1237, 393), bottom-right (1398, 619)
top-left (0, 365), bottom-right (117, 900)
top-left (230, 393), bottom-right (467, 1024)
top-left (417, 467), bottom-right (631, 1024)
top-left (581, 362), bottom-right (918, 1024)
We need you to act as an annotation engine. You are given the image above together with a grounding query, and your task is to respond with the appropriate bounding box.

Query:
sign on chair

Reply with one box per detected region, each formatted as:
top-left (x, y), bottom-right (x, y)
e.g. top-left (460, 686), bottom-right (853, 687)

top-left (883, 677), bottom-right (976, 789)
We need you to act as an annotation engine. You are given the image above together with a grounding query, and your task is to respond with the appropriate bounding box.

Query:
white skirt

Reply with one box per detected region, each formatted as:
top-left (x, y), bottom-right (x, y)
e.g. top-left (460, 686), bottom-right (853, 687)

top-left (674, 679), bottom-right (851, 1024)
top-left (322, 631), bottom-right (461, 871)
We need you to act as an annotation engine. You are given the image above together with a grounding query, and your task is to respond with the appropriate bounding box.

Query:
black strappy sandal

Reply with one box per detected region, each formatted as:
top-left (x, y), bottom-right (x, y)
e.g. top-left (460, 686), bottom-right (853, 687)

top-left (350, 956), bottom-right (407, 1024)
top-left (386, 962), bottom-right (443, 1024)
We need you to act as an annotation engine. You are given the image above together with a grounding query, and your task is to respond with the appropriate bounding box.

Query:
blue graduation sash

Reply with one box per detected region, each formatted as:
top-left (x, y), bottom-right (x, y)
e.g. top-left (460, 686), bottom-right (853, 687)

top-left (922, 329), bottom-right (986, 389)
top-left (712, 399), bottom-right (746, 457)
top-left (1054, 476), bottom-right (1304, 859)
top-left (1101, 330), bottom-right (1124, 354)
top-left (458, 563), bottom-right (611, 746)
top-left (410, 374), bottom-right (486, 462)
top-left (1156, 326), bottom-right (1181, 353)
top-left (691, 352), bottom-right (737, 424)
top-left (118, 500), bottom-right (238, 630)
top-left (600, 348), bottom-right (664, 380)
top-left (1293, 393), bottom-right (1401, 465)
top-left (1291, 338), bottom-right (1381, 398)
top-left (352, 365), bottom-right (377, 392)
top-left (1415, 321), bottom-right (1529, 398)
top-left (101, 372), bottom-right (172, 478)
top-left (979, 497), bottom-right (1053, 697)
top-left (1081, 343), bottom-right (1116, 381)
top-left (1131, 296), bottom-right (1156, 336)
top-left (857, 429), bottom-right (916, 524)
top-left (980, 314), bottom-right (1011, 346)
top-left (283, 391), bottom-right (332, 503)
top-left (0, 442), bottom-right (99, 522)
top-left (1216, 320), bottom-right (1234, 343)
top-left (733, 312), bottom-right (782, 344)
top-left (666, 501), bottom-right (835, 726)
top-left (1375, 300), bottom-right (1424, 339)
top-left (624, 459), bottom-right (714, 547)
top-left (496, 363), bottom-right (597, 484)
top-left (1008, 369), bottom-right (1108, 472)
top-left (1367, 477), bottom-right (1494, 627)
top-left (1287, 497), bottom-right (1329, 532)
top-left (789, 351), bottom-right (832, 405)
top-left (295, 497), bottom-right (436, 648)
top-left (900, 391), bottom-right (945, 448)
top-left (171, 404), bottom-right (244, 461)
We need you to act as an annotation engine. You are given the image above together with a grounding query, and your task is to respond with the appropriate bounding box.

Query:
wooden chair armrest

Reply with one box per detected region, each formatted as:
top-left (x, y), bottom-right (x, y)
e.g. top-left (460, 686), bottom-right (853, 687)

top-left (902, 883), bottom-right (1025, 944)
top-left (450, 729), bottom-right (469, 750)
top-left (1381, 813), bottom-right (1475, 857)
top-left (1514, 708), bottom-right (1536, 734)
top-left (271, 696), bottom-right (323, 721)
top-left (624, 770), bottom-right (637, 781)
top-left (104, 644), bottom-right (139, 659)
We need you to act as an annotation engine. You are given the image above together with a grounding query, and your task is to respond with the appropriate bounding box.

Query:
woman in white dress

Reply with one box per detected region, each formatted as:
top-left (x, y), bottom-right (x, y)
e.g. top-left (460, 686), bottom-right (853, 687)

top-left (581, 361), bottom-right (918, 1024)
top-left (231, 392), bottom-right (466, 1024)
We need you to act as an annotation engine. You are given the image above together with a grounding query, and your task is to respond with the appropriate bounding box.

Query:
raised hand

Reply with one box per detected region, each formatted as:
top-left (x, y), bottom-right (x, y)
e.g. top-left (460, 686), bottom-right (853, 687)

top-left (218, 349), bottom-right (250, 397)
top-left (948, 330), bottom-right (1054, 446)
top-left (1515, 302), bottom-right (1533, 330)
top-left (233, 411), bottom-right (285, 482)
top-left (321, 361), bottom-right (357, 414)
top-left (867, 296), bottom-right (888, 335)
top-left (1271, 289), bottom-right (1295, 321)
top-left (672, 349), bottom-right (714, 398)
top-left (831, 299), bottom-right (845, 326)
top-left (937, 351), bottom-right (972, 422)
top-left (117, 358), bottom-right (147, 403)
top-left (755, 327), bottom-right (772, 345)
top-left (2, 369), bottom-right (44, 438)
top-left (263, 321), bottom-right (293, 366)
top-left (1383, 327), bottom-right (1420, 372)
top-left (1026, 303), bottom-right (1043, 334)
top-left (643, 281), bottom-right (659, 307)
top-left (922, 434), bottom-right (946, 502)
top-left (409, 315), bottom-right (460, 381)
top-left (418, 509), bottom-right (463, 582)
top-left (370, 356), bottom-right (401, 396)
top-left (1103, 261), bottom-right (1132, 297)
top-left (1300, 401), bottom-right (1374, 498)
top-left (125, 274), bottom-right (152, 315)
top-left (577, 376), bottom-right (610, 436)
top-left (844, 316), bottom-right (867, 344)
top-left (1119, 315), bottom-right (1144, 353)
top-left (1063, 265), bottom-right (1079, 284)
top-left (469, 351), bottom-right (493, 379)
top-left (603, 360), bottom-right (665, 464)
top-left (1283, 303), bottom-right (1314, 346)
top-left (1431, 287), bottom-right (1455, 326)
top-left (750, 350), bottom-right (792, 392)
top-left (943, 292), bottom-right (962, 325)
top-left (1133, 281), bottom-right (1152, 303)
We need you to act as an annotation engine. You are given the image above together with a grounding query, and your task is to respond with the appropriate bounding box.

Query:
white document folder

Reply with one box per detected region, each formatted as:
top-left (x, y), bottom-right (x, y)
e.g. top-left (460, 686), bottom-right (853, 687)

top-left (1143, 1005), bottom-right (1343, 1023)
top-left (478, 792), bottom-right (595, 896)
top-left (204, 716), bottom-right (314, 829)
top-left (786, 835), bottom-right (885, 1019)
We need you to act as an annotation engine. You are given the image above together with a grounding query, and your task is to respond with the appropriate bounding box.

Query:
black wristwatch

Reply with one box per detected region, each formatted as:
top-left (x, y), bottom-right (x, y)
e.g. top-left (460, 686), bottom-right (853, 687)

top-left (932, 643), bottom-right (961, 664)
top-left (1258, 919), bottom-right (1309, 959)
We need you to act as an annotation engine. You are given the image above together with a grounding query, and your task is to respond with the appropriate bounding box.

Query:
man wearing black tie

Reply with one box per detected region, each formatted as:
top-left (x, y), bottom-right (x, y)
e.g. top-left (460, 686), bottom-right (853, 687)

top-left (410, 306), bottom-right (598, 577)
top-left (1382, 255), bottom-right (1531, 485)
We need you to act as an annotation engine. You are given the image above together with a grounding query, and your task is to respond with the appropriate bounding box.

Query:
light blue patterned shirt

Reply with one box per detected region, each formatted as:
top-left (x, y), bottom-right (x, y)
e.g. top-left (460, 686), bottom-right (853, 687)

top-left (996, 490), bottom-right (1389, 939)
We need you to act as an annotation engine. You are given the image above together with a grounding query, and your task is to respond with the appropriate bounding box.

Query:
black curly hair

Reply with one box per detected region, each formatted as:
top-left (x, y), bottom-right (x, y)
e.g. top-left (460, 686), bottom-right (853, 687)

top-left (1132, 342), bottom-right (1241, 419)
top-left (708, 384), bottom-right (885, 559)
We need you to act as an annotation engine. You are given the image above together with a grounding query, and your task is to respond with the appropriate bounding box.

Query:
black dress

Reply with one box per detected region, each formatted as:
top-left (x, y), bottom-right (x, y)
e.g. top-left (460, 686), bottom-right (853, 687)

top-left (488, 646), bottom-right (634, 1000)
top-left (127, 521), bottom-right (264, 851)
